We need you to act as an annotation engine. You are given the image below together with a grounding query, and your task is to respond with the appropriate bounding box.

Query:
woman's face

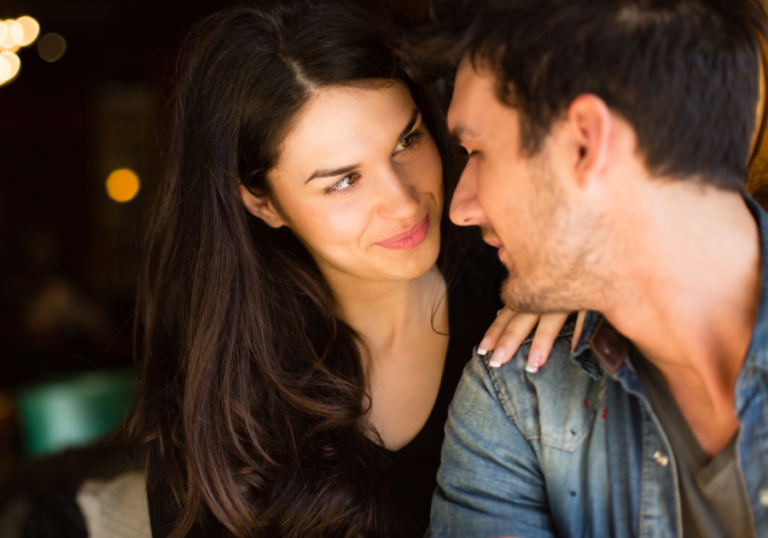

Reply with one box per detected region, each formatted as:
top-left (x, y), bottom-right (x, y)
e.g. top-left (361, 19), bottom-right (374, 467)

top-left (244, 82), bottom-right (444, 284)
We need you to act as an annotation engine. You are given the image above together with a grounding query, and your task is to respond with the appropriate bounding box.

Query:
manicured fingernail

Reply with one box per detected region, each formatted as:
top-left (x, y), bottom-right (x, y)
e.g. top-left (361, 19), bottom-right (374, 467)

top-left (477, 336), bottom-right (491, 355)
top-left (491, 345), bottom-right (506, 365)
top-left (488, 360), bottom-right (501, 368)
top-left (525, 348), bottom-right (541, 374)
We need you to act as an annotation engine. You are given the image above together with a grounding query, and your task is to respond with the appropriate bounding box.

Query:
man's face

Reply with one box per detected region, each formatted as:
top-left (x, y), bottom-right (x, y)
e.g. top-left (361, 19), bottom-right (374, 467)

top-left (448, 57), bottom-right (592, 313)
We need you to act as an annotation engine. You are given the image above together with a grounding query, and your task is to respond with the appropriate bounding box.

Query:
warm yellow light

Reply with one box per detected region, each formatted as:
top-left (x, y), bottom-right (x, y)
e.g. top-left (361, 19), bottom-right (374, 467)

top-left (0, 51), bottom-right (20, 86)
top-left (0, 57), bottom-right (9, 82)
top-left (0, 21), bottom-right (17, 50)
top-left (106, 169), bottom-right (140, 203)
top-left (11, 17), bottom-right (40, 47)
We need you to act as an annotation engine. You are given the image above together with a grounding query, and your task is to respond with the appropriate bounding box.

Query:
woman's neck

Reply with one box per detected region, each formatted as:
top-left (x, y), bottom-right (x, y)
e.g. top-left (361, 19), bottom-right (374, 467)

top-left (325, 265), bottom-right (448, 355)
top-left (322, 264), bottom-right (450, 451)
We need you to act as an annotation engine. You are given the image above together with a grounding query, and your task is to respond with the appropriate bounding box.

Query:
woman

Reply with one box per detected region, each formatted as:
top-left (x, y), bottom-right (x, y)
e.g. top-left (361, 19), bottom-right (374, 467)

top-left (129, 1), bottom-right (572, 537)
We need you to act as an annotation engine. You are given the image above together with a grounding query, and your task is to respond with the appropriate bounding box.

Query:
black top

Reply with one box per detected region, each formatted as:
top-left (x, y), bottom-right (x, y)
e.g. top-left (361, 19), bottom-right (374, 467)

top-left (147, 246), bottom-right (505, 538)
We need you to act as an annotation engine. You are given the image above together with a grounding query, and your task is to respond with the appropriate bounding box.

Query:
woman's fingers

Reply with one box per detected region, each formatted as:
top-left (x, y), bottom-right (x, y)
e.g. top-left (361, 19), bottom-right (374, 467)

top-left (571, 310), bottom-right (588, 351)
top-left (477, 307), bottom-right (518, 356)
top-left (525, 313), bottom-right (570, 374)
top-left (480, 308), bottom-right (582, 371)
top-left (483, 310), bottom-right (541, 368)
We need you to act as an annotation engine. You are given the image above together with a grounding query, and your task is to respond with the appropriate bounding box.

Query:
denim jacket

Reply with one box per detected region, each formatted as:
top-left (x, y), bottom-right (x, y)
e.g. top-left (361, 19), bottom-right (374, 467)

top-left (430, 197), bottom-right (768, 538)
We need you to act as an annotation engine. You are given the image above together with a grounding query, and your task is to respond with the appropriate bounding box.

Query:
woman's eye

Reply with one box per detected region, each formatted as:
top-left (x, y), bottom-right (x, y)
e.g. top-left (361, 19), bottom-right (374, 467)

top-left (395, 131), bottom-right (422, 153)
top-left (328, 172), bottom-right (358, 193)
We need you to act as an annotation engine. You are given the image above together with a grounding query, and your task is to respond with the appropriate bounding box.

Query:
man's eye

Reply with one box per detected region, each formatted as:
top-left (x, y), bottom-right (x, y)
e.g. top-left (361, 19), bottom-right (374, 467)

top-left (328, 173), bottom-right (358, 193)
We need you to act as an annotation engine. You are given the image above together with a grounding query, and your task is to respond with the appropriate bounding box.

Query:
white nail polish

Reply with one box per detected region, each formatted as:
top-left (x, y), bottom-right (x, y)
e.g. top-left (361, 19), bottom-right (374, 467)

top-left (525, 364), bottom-right (539, 374)
top-left (489, 360), bottom-right (501, 368)
top-left (477, 348), bottom-right (488, 356)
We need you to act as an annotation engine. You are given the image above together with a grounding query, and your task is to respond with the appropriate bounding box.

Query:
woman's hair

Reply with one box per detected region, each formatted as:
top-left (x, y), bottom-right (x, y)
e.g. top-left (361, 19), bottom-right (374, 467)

top-left (128, 1), bottom-right (463, 537)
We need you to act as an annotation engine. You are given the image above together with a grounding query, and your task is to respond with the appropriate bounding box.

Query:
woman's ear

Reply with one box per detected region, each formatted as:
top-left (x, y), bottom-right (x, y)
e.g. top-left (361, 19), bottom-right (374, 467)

top-left (239, 183), bottom-right (287, 228)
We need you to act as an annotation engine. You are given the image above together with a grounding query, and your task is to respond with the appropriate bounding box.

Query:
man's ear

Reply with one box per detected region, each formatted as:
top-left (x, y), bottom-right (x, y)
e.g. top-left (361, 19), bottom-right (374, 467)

top-left (239, 183), bottom-right (287, 228)
top-left (566, 94), bottom-right (612, 189)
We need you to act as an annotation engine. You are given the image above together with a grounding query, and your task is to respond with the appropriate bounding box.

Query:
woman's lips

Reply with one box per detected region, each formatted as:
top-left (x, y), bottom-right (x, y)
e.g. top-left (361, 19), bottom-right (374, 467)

top-left (377, 215), bottom-right (431, 250)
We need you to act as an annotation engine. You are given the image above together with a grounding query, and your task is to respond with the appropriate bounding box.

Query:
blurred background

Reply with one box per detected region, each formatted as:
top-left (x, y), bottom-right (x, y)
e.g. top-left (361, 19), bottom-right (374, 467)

top-left (0, 0), bottom-right (767, 534)
top-left (0, 0), bottom-right (259, 467)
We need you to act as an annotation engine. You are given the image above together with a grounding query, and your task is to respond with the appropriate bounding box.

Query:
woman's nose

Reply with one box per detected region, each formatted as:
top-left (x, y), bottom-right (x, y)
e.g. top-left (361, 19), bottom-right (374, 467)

top-left (377, 168), bottom-right (421, 220)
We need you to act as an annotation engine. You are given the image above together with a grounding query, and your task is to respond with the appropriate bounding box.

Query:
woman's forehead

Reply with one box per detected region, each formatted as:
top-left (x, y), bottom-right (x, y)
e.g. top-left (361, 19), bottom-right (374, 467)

top-left (273, 83), bottom-right (418, 180)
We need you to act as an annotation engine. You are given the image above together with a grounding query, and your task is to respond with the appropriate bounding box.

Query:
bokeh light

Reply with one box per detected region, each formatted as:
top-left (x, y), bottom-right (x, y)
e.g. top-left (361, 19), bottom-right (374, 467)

top-left (11, 17), bottom-right (40, 47)
top-left (0, 52), bottom-right (20, 86)
top-left (106, 169), bottom-right (141, 203)
top-left (0, 20), bottom-right (17, 50)
top-left (38, 32), bottom-right (66, 63)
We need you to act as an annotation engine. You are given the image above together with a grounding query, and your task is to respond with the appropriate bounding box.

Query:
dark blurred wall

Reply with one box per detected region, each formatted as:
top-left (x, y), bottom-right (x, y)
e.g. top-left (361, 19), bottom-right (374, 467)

top-left (0, 0), bottom-right (244, 385)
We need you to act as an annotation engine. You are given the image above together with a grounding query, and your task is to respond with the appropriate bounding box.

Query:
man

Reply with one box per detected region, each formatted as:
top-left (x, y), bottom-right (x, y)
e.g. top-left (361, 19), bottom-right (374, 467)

top-left (417, 0), bottom-right (768, 536)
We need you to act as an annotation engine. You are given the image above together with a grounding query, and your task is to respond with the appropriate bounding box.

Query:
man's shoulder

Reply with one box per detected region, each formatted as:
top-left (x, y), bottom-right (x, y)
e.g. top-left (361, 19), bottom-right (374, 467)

top-left (457, 328), bottom-right (606, 450)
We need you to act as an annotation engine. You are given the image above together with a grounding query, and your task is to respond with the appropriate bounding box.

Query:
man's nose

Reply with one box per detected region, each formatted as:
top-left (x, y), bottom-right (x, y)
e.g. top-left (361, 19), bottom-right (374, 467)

top-left (449, 159), bottom-right (485, 227)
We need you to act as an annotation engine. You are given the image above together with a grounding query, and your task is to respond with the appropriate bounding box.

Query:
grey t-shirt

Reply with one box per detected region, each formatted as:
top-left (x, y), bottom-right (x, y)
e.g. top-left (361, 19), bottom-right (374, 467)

top-left (630, 347), bottom-right (756, 538)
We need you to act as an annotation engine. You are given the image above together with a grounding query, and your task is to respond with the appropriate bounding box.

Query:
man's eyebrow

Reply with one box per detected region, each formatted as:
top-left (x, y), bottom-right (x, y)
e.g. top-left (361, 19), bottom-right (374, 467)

top-left (305, 108), bottom-right (421, 184)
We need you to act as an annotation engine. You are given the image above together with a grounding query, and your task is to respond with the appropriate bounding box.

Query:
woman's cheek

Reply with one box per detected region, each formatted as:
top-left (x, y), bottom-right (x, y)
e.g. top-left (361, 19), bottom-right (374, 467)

top-left (312, 198), bottom-right (372, 249)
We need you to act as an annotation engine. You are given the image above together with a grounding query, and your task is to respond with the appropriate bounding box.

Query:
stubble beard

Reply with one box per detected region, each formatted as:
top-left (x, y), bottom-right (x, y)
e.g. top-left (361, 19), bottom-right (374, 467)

top-left (499, 157), bottom-right (599, 315)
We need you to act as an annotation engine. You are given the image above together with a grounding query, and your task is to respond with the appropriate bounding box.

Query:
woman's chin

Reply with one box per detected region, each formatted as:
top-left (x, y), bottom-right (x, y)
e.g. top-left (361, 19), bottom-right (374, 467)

top-left (379, 238), bottom-right (441, 281)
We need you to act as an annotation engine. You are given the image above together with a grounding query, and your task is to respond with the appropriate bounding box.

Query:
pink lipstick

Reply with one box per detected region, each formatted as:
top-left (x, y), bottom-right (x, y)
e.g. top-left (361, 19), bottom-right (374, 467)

top-left (377, 215), bottom-right (431, 250)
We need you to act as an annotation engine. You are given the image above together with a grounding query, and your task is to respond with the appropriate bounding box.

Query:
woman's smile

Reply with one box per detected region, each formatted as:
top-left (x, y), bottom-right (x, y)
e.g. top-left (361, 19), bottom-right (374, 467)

top-left (376, 214), bottom-right (430, 250)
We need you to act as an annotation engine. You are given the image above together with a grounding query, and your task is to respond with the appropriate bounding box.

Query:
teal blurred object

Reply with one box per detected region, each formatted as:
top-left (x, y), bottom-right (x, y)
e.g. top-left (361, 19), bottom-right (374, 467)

top-left (15, 368), bottom-right (136, 457)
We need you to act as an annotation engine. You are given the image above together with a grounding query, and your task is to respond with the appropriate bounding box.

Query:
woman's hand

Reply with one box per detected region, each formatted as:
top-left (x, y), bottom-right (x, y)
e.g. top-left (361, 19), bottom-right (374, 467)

top-left (478, 308), bottom-right (587, 373)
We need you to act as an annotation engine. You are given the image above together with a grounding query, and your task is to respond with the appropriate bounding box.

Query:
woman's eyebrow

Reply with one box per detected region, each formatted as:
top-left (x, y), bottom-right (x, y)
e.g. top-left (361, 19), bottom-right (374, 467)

top-left (304, 108), bottom-right (421, 184)
top-left (305, 164), bottom-right (358, 184)
top-left (397, 107), bottom-right (421, 142)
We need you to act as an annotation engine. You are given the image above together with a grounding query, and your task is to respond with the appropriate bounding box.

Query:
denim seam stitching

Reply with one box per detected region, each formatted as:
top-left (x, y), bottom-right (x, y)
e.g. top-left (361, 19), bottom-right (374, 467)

top-left (485, 360), bottom-right (521, 432)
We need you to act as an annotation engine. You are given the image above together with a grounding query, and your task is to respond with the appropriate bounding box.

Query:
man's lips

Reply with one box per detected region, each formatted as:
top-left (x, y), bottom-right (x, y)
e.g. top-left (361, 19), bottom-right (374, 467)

top-left (482, 235), bottom-right (507, 261)
top-left (482, 236), bottom-right (502, 249)
top-left (377, 215), bottom-right (430, 250)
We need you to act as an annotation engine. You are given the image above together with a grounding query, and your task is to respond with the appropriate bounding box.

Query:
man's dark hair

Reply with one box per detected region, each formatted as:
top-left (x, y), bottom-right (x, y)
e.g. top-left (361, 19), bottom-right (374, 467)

top-left (408, 0), bottom-right (768, 191)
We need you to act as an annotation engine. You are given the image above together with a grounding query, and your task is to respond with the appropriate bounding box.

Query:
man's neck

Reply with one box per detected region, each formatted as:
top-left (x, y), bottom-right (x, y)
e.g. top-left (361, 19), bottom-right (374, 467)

top-left (599, 184), bottom-right (761, 455)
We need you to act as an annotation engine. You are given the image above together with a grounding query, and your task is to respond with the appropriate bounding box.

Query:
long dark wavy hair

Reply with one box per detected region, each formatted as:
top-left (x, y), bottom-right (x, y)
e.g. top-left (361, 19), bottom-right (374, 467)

top-left (128, 1), bottom-right (464, 537)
